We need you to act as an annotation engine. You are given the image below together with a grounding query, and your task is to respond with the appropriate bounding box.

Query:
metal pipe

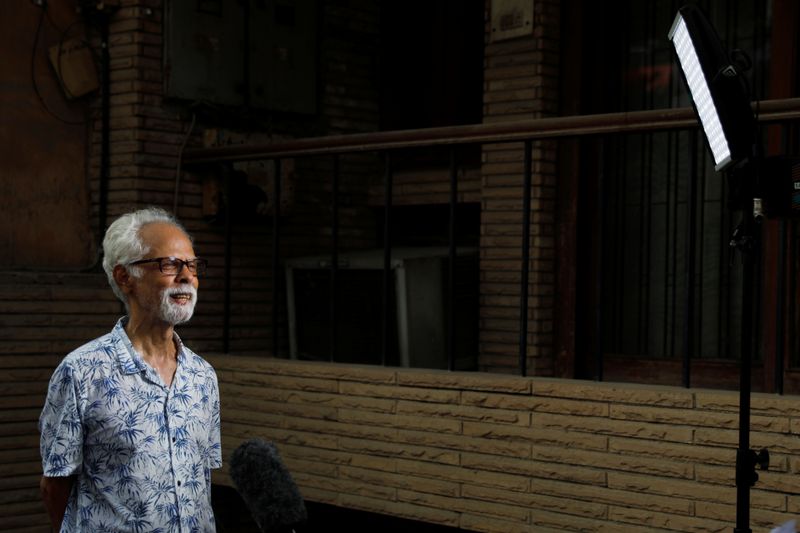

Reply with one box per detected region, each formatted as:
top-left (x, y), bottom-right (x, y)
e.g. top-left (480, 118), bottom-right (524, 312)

top-left (184, 99), bottom-right (800, 164)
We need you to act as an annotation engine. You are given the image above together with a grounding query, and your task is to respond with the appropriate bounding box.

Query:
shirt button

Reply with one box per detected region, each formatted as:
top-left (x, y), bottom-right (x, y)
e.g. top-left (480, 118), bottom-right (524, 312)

top-left (177, 481), bottom-right (182, 486)
top-left (172, 437), bottom-right (176, 442)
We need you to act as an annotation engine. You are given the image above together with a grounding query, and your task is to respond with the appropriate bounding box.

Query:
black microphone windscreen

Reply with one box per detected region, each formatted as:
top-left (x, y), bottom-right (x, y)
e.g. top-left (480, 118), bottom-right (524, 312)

top-left (229, 438), bottom-right (308, 533)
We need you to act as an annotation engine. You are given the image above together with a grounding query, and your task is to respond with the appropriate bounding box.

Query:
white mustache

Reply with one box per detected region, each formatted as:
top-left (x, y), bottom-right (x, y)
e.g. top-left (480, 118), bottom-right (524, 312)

top-left (164, 286), bottom-right (197, 300)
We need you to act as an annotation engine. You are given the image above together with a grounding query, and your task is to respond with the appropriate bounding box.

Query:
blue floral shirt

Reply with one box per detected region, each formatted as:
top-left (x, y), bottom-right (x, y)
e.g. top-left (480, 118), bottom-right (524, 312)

top-left (39, 318), bottom-right (222, 533)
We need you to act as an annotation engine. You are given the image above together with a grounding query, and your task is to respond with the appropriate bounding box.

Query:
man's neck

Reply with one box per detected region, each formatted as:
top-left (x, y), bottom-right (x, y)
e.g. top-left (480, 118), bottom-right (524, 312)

top-left (124, 313), bottom-right (177, 363)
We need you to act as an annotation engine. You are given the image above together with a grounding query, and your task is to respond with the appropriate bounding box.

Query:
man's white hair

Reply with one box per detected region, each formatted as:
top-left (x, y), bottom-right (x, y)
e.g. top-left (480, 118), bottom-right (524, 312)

top-left (102, 207), bottom-right (191, 307)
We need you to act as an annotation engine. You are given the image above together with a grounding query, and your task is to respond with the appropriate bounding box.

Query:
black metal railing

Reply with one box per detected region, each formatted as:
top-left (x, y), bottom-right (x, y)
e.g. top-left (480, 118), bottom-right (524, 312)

top-left (185, 98), bottom-right (800, 387)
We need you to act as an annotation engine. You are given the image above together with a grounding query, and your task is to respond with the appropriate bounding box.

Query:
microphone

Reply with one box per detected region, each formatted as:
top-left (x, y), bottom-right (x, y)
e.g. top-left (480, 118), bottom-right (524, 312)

top-left (229, 439), bottom-right (308, 533)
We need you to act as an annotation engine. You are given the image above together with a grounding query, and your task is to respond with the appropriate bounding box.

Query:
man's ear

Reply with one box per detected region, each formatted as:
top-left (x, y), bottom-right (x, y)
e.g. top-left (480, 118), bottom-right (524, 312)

top-left (113, 265), bottom-right (134, 296)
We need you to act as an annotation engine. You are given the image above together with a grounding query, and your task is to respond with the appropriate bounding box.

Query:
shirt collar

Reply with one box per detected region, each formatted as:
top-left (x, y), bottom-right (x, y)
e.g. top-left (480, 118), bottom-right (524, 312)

top-left (112, 316), bottom-right (186, 375)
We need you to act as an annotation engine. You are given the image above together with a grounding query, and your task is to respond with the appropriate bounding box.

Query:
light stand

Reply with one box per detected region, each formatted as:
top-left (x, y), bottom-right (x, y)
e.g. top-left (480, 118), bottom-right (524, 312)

top-left (728, 188), bottom-right (770, 533)
top-left (668, 6), bottom-right (769, 532)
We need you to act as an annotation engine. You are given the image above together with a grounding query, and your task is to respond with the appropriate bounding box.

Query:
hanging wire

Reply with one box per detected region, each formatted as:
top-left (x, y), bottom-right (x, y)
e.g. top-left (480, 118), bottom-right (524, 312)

top-left (44, 4), bottom-right (66, 33)
top-left (173, 112), bottom-right (198, 215)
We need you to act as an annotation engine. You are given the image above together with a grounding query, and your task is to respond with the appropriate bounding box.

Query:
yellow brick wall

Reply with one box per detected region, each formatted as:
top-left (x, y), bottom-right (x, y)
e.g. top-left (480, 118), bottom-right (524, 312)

top-left (210, 355), bottom-right (800, 533)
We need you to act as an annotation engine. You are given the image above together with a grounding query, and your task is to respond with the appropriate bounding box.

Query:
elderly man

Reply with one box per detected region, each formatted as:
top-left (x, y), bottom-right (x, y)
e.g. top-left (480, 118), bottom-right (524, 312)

top-left (39, 207), bottom-right (221, 532)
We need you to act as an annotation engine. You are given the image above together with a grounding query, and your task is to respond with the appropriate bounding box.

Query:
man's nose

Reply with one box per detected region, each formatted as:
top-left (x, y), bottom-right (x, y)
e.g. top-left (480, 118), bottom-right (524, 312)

top-left (174, 262), bottom-right (195, 281)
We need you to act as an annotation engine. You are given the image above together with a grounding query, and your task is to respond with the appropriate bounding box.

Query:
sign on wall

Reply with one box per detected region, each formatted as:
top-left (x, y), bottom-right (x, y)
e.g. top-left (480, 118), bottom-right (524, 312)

top-left (490, 0), bottom-right (534, 42)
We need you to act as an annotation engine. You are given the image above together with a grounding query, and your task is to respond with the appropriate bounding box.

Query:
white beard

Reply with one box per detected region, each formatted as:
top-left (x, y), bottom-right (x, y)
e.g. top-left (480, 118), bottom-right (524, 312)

top-left (158, 286), bottom-right (197, 325)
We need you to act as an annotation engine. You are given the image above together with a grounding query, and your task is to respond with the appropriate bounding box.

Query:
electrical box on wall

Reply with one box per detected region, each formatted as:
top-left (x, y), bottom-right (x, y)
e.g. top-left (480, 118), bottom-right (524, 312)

top-left (164, 0), bottom-right (243, 106)
top-left (48, 37), bottom-right (99, 99)
top-left (164, 0), bottom-right (316, 113)
top-left (249, 0), bottom-right (317, 114)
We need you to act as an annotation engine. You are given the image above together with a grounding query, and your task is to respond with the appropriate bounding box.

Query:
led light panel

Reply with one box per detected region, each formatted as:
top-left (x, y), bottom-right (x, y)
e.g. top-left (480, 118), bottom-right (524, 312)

top-left (669, 15), bottom-right (732, 168)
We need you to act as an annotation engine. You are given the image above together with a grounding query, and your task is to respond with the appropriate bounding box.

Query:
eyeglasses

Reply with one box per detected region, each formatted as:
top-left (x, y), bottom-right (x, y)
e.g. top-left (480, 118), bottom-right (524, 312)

top-left (128, 257), bottom-right (208, 277)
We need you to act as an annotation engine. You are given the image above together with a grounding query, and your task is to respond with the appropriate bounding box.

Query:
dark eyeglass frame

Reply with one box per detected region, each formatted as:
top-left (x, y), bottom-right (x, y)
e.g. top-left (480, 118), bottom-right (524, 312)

top-left (127, 256), bottom-right (208, 276)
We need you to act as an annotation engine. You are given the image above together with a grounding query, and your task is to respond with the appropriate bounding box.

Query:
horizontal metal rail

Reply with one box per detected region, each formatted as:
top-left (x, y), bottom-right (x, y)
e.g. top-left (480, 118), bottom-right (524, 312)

top-left (184, 99), bottom-right (800, 163)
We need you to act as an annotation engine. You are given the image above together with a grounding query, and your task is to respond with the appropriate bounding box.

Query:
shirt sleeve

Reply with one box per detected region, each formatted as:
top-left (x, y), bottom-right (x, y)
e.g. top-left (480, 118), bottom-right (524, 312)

top-left (207, 369), bottom-right (222, 469)
top-left (39, 361), bottom-right (84, 477)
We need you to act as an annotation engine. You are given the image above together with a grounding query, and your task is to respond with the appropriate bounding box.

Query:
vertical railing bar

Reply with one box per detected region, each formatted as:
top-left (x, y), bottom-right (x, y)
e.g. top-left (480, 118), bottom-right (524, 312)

top-left (682, 130), bottom-right (699, 388)
top-left (330, 155), bottom-right (340, 363)
top-left (223, 166), bottom-right (232, 353)
top-left (637, 133), bottom-right (648, 353)
top-left (669, 127), bottom-right (681, 360)
top-left (662, 130), bottom-right (674, 361)
top-left (640, 0), bottom-right (655, 355)
top-left (615, 12), bottom-right (630, 354)
top-left (272, 158), bottom-right (282, 358)
top-left (596, 141), bottom-right (606, 382)
top-left (663, 133), bottom-right (673, 358)
top-left (642, 131), bottom-right (654, 353)
top-left (382, 152), bottom-right (393, 367)
top-left (519, 140), bottom-right (533, 377)
top-left (696, 132), bottom-right (707, 363)
top-left (613, 136), bottom-right (626, 355)
top-left (776, 218), bottom-right (786, 394)
top-left (776, 122), bottom-right (791, 392)
top-left (448, 147), bottom-right (458, 371)
top-left (789, 217), bottom-right (797, 375)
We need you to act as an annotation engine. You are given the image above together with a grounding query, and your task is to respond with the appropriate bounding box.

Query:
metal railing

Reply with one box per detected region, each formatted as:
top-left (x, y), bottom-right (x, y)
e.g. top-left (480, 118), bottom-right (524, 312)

top-left (185, 98), bottom-right (800, 384)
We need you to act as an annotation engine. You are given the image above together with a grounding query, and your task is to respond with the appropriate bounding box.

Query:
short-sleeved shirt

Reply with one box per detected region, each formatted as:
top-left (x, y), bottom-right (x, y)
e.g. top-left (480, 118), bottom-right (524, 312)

top-left (39, 317), bottom-right (222, 533)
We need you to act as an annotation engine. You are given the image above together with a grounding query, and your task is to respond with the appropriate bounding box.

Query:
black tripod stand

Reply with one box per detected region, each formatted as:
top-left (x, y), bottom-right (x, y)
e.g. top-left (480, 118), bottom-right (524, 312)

top-left (729, 198), bottom-right (770, 533)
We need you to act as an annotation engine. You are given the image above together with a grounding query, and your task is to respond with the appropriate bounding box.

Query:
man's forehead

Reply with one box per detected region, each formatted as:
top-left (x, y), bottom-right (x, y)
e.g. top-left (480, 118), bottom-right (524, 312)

top-left (140, 222), bottom-right (193, 248)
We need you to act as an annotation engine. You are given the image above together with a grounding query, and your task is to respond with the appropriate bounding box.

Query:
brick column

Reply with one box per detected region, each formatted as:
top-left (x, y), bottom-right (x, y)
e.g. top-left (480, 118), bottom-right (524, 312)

top-left (91, 1), bottom-right (176, 222)
top-left (480, 0), bottom-right (560, 375)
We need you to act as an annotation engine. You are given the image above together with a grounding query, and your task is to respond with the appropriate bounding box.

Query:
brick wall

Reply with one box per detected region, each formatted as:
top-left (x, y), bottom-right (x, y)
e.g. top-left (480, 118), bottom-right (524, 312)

top-left (211, 355), bottom-right (800, 533)
top-left (479, 0), bottom-right (561, 375)
top-left (0, 273), bottom-right (122, 532)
